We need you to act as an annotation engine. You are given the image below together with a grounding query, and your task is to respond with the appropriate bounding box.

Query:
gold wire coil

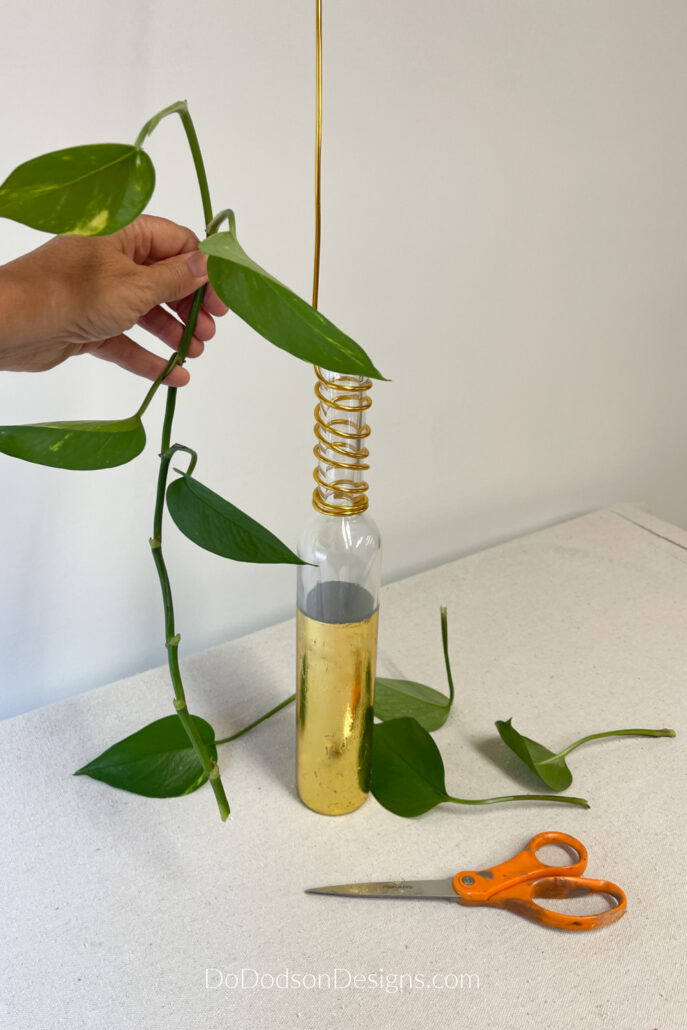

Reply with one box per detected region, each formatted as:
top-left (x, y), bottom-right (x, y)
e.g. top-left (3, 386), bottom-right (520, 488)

top-left (312, 366), bottom-right (373, 516)
top-left (309, 2), bottom-right (373, 518)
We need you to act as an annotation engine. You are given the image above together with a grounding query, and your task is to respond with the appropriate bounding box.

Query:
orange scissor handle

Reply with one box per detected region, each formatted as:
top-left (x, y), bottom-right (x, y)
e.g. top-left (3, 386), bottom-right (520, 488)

top-left (452, 831), bottom-right (588, 903)
top-left (452, 831), bottom-right (627, 931)
top-left (495, 875), bottom-right (627, 931)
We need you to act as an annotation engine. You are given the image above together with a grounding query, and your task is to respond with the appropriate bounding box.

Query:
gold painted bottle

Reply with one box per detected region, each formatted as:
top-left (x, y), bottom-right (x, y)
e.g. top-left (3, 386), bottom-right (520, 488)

top-left (296, 369), bottom-right (381, 815)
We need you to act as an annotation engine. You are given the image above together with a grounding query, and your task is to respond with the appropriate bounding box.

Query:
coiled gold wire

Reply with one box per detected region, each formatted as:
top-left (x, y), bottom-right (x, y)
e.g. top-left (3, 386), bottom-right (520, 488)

top-left (312, 368), bottom-right (373, 515)
top-left (310, 0), bottom-right (372, 517)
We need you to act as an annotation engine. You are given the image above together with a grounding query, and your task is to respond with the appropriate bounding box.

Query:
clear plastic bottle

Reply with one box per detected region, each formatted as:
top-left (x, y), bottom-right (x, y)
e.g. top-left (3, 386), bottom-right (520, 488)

top-left (296, 369), bottom-right (380, 815)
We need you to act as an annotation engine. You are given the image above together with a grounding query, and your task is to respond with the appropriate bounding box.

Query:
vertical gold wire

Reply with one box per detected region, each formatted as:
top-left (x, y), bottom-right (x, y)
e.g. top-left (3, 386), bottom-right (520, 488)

top-left (312, 0), bottom-right (322, 310)
top-left (310, 0), bottom-right (372, 516)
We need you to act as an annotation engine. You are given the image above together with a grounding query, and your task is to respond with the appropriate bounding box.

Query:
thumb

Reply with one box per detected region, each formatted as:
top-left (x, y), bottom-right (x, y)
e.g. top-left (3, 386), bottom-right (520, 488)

top-left (137, 249), bottom-right (209, 306)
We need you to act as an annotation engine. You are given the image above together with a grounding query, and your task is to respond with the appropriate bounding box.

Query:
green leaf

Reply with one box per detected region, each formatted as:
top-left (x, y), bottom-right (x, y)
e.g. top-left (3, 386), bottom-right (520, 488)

top-left (375, 679), bottom-right (450, 731)
top-left (371, 717), bottom-right (450, 817)
top-left (200, 226), bottom-right (385, 380)
top-left (496, 718), bottom-right (676, 790)
top-left (74, 715), bottom-right (217, 798)
top-left (374, 606), bottom-right (455, 731)
top-left (166, 473), bottom-right (306, 564)
top-left (0, 143), bottom-right (155, 235)
top-left (372, 717), bottom-right (590, 817)
top-left (495, 718), bottom-right (573, 790)
top-left (0, 415), bottom-right (146, 470)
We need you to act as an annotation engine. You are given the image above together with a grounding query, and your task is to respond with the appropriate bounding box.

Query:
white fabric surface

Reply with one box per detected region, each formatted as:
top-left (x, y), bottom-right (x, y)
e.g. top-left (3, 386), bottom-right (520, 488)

top-left (1, 505), bottom-right (685, 1029)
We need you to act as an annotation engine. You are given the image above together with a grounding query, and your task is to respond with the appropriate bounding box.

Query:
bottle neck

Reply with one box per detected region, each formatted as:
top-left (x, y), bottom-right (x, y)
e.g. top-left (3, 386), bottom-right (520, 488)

top-left (312, 367), bottom-right (373, 516)
top-left (297, 508), bottom-right (382, 619)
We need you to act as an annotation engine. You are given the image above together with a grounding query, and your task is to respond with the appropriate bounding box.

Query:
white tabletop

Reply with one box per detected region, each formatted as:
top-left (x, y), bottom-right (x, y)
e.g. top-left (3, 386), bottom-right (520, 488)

top-left (1, 505), bottom-right (685, 1030)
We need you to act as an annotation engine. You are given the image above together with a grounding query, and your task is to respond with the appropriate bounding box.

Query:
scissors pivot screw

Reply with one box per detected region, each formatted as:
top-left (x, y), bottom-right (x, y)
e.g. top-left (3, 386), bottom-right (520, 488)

top-left (461, 875), bottom-right (475, 885)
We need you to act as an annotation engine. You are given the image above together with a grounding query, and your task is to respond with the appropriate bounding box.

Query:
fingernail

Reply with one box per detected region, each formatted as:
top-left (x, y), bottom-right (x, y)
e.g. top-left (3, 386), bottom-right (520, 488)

top-left (187, 250), bottom-right (208, 278)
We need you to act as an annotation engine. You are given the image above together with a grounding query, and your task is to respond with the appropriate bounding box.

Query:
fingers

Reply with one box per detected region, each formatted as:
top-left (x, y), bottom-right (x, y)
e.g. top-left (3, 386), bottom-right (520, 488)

top-left (113, 214), bottom-right (231, 326)
top-left (120, 216), bottom-right (229, 313)
top-left (136, 250), bottom-right (210, 308)
top-left (137, 306), bottom-right (206, 357)
top-left (198, 283), bottom-right (229, 317)
top-left (92, 334), bottom-right (191, 387)
top-left (169, 283), bottom-right (228, 320)
top-left (164, 299), bottom-right (215, 342)
top-left (116, 215), bottom-right (201, 264)
top-left (139, 280), bottom-right (227, 356)
top-left (165, 297), bottom-right (223, 341)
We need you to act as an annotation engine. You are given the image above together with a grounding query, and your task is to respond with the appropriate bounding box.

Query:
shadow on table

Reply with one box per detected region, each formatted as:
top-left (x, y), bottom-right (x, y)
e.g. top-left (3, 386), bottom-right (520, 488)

top-left (236, 698), bottom-right (296, 798)
top-left (182, 640), bottom-right (298, 800)
top-left (213, 696), bottom-right (296, 801)
top-left (471, 733), bottom-right (549, 791)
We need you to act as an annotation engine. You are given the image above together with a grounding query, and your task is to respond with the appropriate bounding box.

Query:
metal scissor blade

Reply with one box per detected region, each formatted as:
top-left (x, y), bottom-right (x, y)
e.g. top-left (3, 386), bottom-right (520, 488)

top-left (306, 878), bottom-right (457, 900)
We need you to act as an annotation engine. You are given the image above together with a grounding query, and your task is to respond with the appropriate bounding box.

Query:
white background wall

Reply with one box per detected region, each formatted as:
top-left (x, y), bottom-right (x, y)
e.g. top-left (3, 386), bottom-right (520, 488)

top-left (1, 1), bottom-right (686, 720)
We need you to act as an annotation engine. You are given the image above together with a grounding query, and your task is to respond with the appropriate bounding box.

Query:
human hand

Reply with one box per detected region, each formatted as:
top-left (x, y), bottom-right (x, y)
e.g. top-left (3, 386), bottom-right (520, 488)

top-left (0, 215), bottom-right (228, 387)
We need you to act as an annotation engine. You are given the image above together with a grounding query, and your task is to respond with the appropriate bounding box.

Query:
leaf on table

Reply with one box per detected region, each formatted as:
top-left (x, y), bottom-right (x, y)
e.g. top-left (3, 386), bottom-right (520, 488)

top-left (371, 717), bottom-right (450, 817)
top-left (166, 472), bottom-right (307, 564)
top-left (0, 415), bottom-right (146, 470)
top-left (373, 717), bottom-right (590, 817)
top-left (374, 678), bottom-right (450, 731)
top-left (495, 718), bottom-right (573, 791)
top-left (0, 143), bottom-right (155, 235)
top-left (496, 718), bottom-right (676, 791)
top-left (200, 225), bottom-right (385, 380)
top-left (74, 715), bottom-right (217, 798)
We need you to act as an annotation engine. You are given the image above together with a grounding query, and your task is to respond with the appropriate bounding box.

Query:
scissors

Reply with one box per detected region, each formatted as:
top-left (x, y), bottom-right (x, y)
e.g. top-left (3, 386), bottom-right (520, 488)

top-left (306, 831), bottom-right (627, 931)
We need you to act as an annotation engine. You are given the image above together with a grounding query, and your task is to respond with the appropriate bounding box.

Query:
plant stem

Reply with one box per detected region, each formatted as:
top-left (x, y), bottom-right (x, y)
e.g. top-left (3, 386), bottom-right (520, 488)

top-left (446, 793), bottom-right (590, 809)
top-left (135, 102), bottom-right (215, 420)
top-left (178, 107), bottom-right (213, 226)
top-left (440, 606), bottom-right (454, 705)
top-left (135, 100), bottom-right (212, 228)
top-left (206, 208), bottom-right (236, 236)
top-left (216, 694), bottom-right (296, 746)
top-left (135, 100), bottom-right (189, 148)
top-left (136, 353), bottom-right (180, 418)
top-left (149, 365), bottom-right (229, 821)
top-left (145, 102), bottom-right (232, 820)
top-left (135, 290), bottom-right (206, 420)
top-left (137, 228), bottom-right (215, 419)
top-left (541, 727), bottom-right (676, 764)
top-left (162, 443), bottom-right (198, 478)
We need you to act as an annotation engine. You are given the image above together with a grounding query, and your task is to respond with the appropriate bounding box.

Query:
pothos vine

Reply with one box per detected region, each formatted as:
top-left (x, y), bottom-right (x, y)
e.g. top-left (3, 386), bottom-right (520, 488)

top-left (0, 102), bottom-right (673, 822)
